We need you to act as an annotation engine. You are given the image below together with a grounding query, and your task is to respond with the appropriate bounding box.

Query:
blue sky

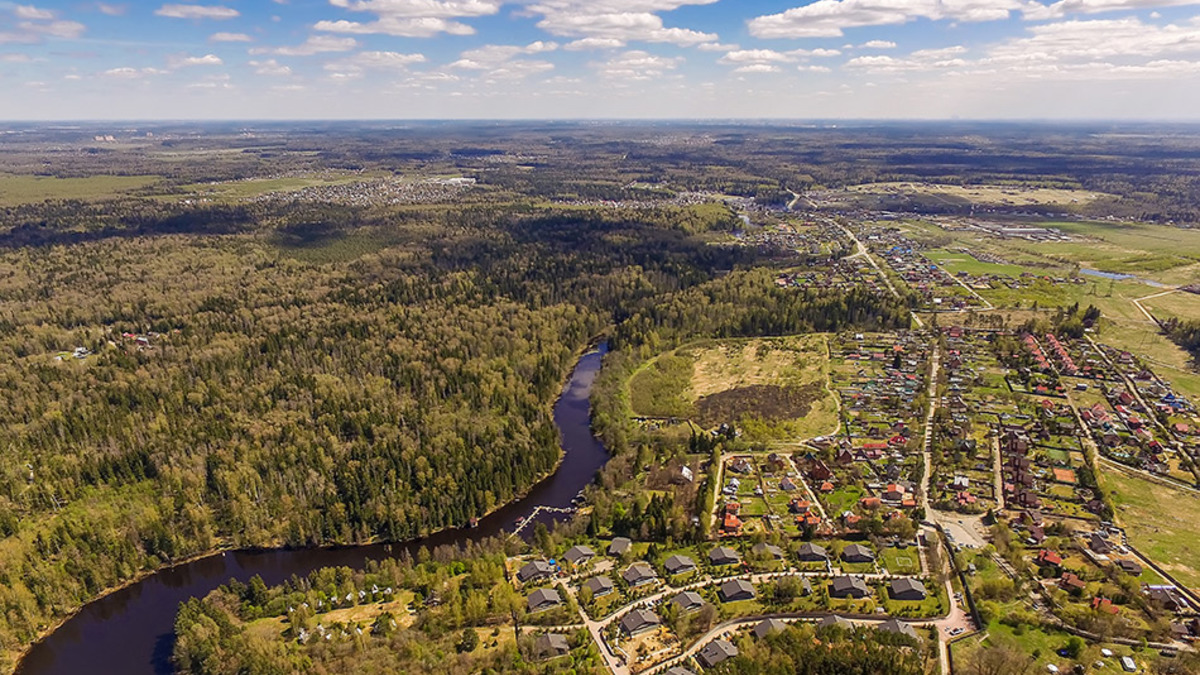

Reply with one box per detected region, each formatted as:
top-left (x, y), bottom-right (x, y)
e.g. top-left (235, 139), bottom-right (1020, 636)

top-left (2, 0), bottom-right (1200, 119)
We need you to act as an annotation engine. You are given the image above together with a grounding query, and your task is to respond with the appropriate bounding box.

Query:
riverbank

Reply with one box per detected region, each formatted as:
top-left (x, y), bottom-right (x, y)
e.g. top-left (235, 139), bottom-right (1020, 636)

top-left (14, 344), bottom-right (611, 675)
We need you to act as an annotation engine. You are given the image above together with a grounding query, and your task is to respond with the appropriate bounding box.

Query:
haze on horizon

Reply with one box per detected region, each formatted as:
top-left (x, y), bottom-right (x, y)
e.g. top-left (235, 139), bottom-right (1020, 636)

top-left (2, 0), bottom-right (1200, 121)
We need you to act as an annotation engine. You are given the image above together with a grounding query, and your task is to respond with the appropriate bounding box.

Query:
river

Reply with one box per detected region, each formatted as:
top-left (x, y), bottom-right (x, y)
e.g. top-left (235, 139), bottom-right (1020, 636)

top-left (16, 345), bottom-right (610, 675)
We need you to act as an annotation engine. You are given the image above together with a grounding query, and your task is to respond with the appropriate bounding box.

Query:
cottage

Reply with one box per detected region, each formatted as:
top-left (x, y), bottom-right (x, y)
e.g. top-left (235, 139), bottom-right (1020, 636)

top-left (619, 608), bottom-right (661, 636)
top-left (796, 542), bottom-right (829, 562)
top-left (1037, 550), bottom-right (1063, 567)
top-left (751, 542), bottom-right (785, 560)
top-left (889, 578), bottom-right (927, 601)
top-left (830, 576), bottom-right (871, 598)
top-left (527, 588), bottom-right (562, 613)
top-left (697, 639), bottom-right (739, 669)
top-left (665, 669), bottom-right (697, 675)
top-left (517, 560), bottom-right (555, 584)
top-left (810, 461), bottom-right (834, 481)
top-left (841, 543), bottom-right (875, 563)
top-left (583, 575), bottom-right (614, 597)
top-left (1090, 533), bottom-right (1113, 554)
top-left (878, 618), bottom-right (918, 640)
top-left (563, 545), bottom-right (595, 566)
top-left (708, 546), bottom-right (741, 566)
top-left (670, 590), bottom-right (706, 613)
top-left (608, 537), bottom-right (631, 557)
top-left (622, 562), bottom-right (658, 587)
top-left (1060, 572), bottom-right (1086, 592)
top-left (719, 579), bottom-right (756, 602)
top-left (754, 618), bottom-right (789, 639)
top-left (819, 615), bottom-right (854, 629)
top-left (1115, 559), bottom-right (1143, 576)
top-left (664, 555), bottom-right (697, 576)
top-left (534, 633), bottom-right (570, 660)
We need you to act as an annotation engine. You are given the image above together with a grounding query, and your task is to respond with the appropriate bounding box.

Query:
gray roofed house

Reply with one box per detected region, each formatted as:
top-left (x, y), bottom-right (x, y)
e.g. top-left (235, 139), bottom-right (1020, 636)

top-left (583, 575), bottom-right (615, 597)
top-left (830, 576), bottom-right (871, 598)
top-left (622, 562), bottom-right (658, 587)
top-left (800, 576), bottom-right (813, 596)
top-left (1115, 559), bottom-right (1143, 576)
top-left (754, 618), bottom-right (789, 639)
top-left (878, 618), bottom-right (918, 640)
top-left (534, 633), bottom-right (570, 659)
top-left (888, 577), bottom-right (928, 601)
top-left (1090, 533), bottom-right (1113, 554)
top-left (564, 545), bottom-right (596, 566)
top-left (665, 668), bottom-right (697, 675)
top-left (665, 554), bottom-right (697, 576)
top-left (819, 615), bottom-right (854, 629)
top-left (751, 542), bottom-right (784, 560)
top-left (517, 560), bottom-right (556, 584)
top-left (841, 543), bottom-right (875, 563)
top-left (608, 537), bottom-right (632, 556)
top-left (697, 639), bottom-right (739, 668)
top-left (619, 608), bottom-right (660, 636)
top-left (719, 578), bottom-right (756, 602)
top-left (527, 587), bottom-right (562, 613)
top-left (708, 546), bottom-right (741, 566)
top-left (670, 590), bottom-right (706, 613)
top-left (796, 542), bottom-right (829, 562)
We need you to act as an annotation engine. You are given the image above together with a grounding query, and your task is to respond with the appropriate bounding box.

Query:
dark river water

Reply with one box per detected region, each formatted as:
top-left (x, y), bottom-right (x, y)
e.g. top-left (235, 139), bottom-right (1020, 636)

top-left (16, 345), bottom-right (610, 675)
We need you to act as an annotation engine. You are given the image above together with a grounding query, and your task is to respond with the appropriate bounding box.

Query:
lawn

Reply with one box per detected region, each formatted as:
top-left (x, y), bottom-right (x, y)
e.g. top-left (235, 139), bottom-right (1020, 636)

top-left (1099, 466), bottom-right (1200, 592)
top-left (924, 249), bottom-right (1030, 278)
top-left (822, 485), bottom-right (865, 515)
top-left (879, 546), bottom-right (923, 575)
top-left (0, 173), bottom-right (161, 205)
top-left (951, 620), bottom-right (1140, 675)
top-left (1142, 290), bottom-right (1200, 322)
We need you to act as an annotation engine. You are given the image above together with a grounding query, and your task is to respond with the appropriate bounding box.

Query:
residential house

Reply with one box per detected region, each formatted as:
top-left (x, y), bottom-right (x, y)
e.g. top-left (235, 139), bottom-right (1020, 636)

top-left (830, 576), bottom-right (871, 598)
top-left (889, 578), bottom-right (927, 601)
top-left (619, 608), bottom-right (660, 636)
top-left (608, 537), bottom-right (631, 557)
top-left (796, 542), bottom-right (829, 562)
top-left (670, 590), bottom-right (706, 613)
top-left (583, 575), bottom-right (614, 597)
top-left (622, 562), bottom-right (657, 587)
top-left (534, 633), bottom-right (570, 660)
top-left (708, 546), bottom-right (741, 566)
top-left (664, 555), bottom-right (697, 576)
top-left (719, 579), bottom-right (756, 603)
top-left (697, 639), bottom-right (739, 669)
top-left (517, 560), bottom-right (555, 584)
top-left (842, 543), bottom-right (875, 563)
top-left (527, 588), bottom-right (562, 613)
top-left (563, 545), bottom-right (595, 566)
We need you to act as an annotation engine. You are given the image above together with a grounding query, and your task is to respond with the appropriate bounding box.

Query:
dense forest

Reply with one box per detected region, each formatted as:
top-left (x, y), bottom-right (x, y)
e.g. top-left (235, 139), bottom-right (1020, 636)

top-left (0, 199), bottom-right (759, 668)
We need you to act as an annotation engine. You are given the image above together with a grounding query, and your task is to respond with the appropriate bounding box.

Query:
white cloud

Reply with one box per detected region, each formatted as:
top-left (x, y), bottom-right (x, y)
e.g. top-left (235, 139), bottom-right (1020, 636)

top-left (1024, 0), bottom-right (1200, 20)
top-left (249, 59), bottom-right (292, 76)
top-left (253, 35), bottom-right (359, 56)
top-left (1, 53), bottom-right (32, 62)
top-left (734, 63), bottom-right (781, 73)
top-left (717, 47), bottom-right (841, 69)
top-left (564, 37), bottom-right (626, 50)
top-left (593, 49), bottom-right (683, 80)
top-left (861, 39), bottom-right (897, 48)
top-left (14, 5), bottom-right (55, 20)
top-left (314, 0), bottom-right (501, 37)
top-left (210, 31), bottom-right (252, 42)
top-left (528, 0), bottom-right (720, 46)
top-left (324, 51), bottom-right (427, 78)
top-left (749, 0), bottom-right (1022, 38)
top-left (95, 3), bottom-right (127, 15)
top-left (102, 66), bottom-right (166, 79)
top-left (0, 11), bottom-right (86, 43)
top-left (170, 53), bottom-right (223, 67)
top-left (155, 4), bottom-right (239, 20)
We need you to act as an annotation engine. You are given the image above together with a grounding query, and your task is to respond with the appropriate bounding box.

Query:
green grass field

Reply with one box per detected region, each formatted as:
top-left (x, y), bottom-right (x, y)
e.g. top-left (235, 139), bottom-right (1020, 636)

top-left (0, 173), bottom-right (161, 205)
top-left (1099, 466), bottom-right (1200, 591)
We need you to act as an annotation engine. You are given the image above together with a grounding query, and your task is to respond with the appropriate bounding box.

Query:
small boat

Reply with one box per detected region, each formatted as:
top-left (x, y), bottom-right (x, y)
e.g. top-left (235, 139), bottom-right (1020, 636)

top-left (468, 517), bottom-right (479, 529)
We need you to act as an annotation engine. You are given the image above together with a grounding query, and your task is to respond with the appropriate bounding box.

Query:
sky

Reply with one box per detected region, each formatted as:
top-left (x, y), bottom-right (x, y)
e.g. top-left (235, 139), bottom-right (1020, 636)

top-left (3, 0), bottom-right (1200, 120)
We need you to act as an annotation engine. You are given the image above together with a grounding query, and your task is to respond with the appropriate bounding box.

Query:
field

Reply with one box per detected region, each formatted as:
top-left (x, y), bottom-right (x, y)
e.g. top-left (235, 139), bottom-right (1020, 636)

top-left (0, 173), bottom-right (161, 205)
top-left (1142, 290), bottom-right (1200, 322)
top-left (628, 337), bottom-right (839, 439)
top-left (844, 182), bottom-right (1111, 206)
top-left (1099, 466), bottom-right (1200, 591)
